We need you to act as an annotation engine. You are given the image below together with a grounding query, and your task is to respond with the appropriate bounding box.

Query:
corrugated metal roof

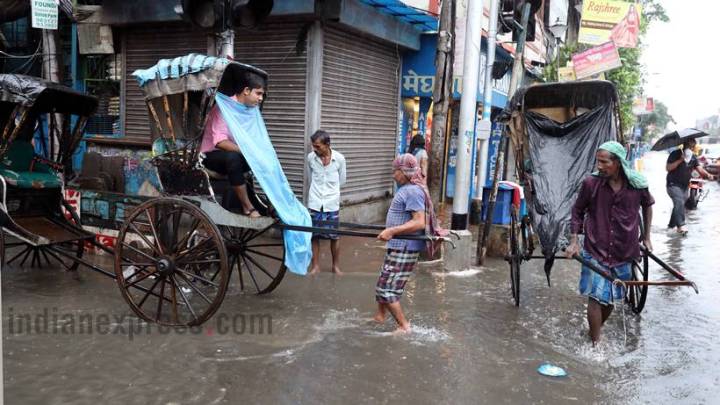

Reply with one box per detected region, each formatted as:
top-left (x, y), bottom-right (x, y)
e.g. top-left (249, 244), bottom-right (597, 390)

top-left (358, 0), bottom-right (439, 32)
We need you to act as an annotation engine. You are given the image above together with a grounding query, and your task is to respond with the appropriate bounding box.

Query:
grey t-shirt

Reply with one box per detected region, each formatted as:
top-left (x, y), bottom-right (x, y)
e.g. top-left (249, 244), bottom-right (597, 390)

top-left (385, 183), bottom-right (426, 252)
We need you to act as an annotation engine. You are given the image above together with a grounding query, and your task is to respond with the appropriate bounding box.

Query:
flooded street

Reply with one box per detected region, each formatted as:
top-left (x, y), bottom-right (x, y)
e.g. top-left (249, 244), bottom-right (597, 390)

top-left (3, 151), bottom-right (720, 404)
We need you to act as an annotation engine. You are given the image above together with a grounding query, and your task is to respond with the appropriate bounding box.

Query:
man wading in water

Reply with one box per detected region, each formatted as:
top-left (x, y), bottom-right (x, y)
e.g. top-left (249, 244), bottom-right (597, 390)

top-left (566, 141), bottom-right (655, 345)
top-left (373, 154), bottom-right (427, 334)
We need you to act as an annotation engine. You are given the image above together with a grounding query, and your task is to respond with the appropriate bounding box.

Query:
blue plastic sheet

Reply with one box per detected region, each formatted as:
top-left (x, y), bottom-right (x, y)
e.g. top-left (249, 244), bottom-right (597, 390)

top-left (132, 54), bottom-right (227, 87)
top-left (214, 93), bottom-right (312, 275)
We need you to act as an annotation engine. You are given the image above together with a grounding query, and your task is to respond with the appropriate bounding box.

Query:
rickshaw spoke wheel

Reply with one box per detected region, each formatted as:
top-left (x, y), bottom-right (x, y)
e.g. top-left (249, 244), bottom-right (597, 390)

top-left (1, 233), bottom-right (83, 272)
top-left (508, 210), bottom-right (521, 306)
top-left (114, 197), bottom-right (229, 326)
top-left (627, 254), bottom-right (649, 314)
top-left (223, 225), bottom-right (286, 295)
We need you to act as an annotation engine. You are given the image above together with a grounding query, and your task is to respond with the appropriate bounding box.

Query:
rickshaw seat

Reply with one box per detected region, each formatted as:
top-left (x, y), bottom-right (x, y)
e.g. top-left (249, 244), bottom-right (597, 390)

top-left (0, 141), bottom-right (62, 189)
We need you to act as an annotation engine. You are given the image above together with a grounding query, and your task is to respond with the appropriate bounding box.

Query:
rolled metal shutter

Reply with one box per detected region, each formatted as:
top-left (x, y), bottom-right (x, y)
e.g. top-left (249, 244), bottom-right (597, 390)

top-left (321, 25), bottom-right (400, 203)
top-left (234, 22), bottom-right (308, 195)
top-left (123, 24), bottom-right (208, 146)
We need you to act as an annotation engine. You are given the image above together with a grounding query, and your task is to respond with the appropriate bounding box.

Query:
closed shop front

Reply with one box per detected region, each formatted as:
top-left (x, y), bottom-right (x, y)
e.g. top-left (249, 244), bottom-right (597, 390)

top-left (123, 23), bottom-right (208, 146)
top-left (233, 22), bottom-right (308, 195)
top-left (321, 25), bottom-right (400, 204)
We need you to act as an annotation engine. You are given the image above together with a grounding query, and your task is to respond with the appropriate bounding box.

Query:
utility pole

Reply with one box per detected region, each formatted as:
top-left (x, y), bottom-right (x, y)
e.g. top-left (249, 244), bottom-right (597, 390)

top-left (451, 0), bottom-right (484, 230)
top-left (42, 29), bottom-right (63, 161)
top-left (473, 0), bottom-right (500, 200)
top-left (428, 0), bottom-right (455, 205)
top-left (477, 1), bottom-right (531, 264)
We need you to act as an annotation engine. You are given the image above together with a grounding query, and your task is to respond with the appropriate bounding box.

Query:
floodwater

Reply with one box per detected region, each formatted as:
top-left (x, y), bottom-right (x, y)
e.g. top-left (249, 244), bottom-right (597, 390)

top-left (3, 151), bottom-right (720, 404)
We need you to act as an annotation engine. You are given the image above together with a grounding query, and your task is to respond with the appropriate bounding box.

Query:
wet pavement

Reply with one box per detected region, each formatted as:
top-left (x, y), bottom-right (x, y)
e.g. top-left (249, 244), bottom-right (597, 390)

top-left (3, 151), bottom-right (720, 404)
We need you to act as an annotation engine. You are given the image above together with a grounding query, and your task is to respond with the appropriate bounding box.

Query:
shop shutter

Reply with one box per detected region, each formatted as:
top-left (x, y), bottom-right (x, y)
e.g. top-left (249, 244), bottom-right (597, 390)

top-left (321, 25), bottom-right (400, 203)
top-left (234, 22), bottom-right (308, 195)
top-left (123, 24), bottom-right (208, 146)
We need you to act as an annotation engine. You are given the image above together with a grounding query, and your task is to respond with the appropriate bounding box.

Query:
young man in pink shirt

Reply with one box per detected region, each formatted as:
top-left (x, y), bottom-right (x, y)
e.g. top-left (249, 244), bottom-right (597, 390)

top-left (200, 72), bottom-right (266, 217)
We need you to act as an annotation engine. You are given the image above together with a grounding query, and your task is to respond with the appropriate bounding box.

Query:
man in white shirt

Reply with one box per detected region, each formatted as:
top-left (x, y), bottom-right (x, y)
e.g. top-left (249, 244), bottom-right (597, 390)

top-left (307, 130), bottom-right (346, 274)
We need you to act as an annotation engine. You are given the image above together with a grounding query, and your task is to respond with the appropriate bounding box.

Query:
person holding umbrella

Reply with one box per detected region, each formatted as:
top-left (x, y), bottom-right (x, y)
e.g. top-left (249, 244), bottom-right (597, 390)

top-left (666, 138), bottom-right (715, 234)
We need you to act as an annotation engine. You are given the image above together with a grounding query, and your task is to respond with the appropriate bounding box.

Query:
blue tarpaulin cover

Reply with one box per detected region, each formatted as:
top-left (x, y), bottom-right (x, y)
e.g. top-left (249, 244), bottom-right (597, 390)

top-left (358, 0), bottom-right (439, 32)
top-left (132, 54), bottom-right (227, 87)
top-left (215, 93), bottom-right (312, 275)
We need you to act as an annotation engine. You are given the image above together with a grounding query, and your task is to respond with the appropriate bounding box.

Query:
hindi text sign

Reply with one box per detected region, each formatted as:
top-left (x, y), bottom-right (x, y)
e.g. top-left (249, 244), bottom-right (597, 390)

top-left (571, 42), bottom-right (622, 80)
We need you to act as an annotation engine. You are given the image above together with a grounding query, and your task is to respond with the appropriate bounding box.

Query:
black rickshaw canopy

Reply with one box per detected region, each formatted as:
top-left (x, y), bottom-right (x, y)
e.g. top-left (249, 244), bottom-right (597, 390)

top-left (0, 74), bottom-right (98, 116)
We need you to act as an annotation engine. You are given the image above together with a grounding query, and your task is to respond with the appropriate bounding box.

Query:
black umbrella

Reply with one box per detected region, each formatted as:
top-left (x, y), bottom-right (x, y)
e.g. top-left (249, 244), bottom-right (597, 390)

top-left (651, 128), bottom-right (709, 151)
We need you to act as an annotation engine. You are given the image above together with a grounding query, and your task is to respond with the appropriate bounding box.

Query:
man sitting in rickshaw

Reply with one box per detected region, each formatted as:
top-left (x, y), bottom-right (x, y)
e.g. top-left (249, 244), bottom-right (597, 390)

top-left (200, 70), bottom-right (266, 218)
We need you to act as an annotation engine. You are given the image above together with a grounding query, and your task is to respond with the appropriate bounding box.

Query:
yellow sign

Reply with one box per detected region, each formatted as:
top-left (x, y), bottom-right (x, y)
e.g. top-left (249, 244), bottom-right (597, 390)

top-left (579, 0), bottom-right (642, 48)
top-left (558, 66), bottom-right (576, 82)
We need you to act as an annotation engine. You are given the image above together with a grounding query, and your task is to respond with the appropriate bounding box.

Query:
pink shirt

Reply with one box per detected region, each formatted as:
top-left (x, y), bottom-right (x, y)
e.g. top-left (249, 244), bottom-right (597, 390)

top-left (200, 105), bottom-right (235, 153)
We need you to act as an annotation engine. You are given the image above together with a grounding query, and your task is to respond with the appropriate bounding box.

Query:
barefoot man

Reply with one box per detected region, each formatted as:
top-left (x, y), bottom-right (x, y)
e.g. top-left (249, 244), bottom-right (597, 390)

top-left (566, 141), bottom-right (654, 345)
top-left (374, 154), bottom-right (427, 333)
top-left (307, 130), bottom-right (346, 274)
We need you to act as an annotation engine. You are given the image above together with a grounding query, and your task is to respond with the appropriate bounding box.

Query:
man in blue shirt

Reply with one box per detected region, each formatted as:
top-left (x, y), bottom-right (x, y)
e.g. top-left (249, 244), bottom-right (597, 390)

top-left (374, 154), bottom-right (426, 334)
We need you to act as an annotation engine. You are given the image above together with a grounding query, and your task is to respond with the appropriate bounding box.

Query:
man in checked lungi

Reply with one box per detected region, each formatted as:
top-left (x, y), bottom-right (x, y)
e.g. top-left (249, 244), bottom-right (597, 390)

top-left (374, 154), bottom-right (428, 334)
top-left (566, 141), bottom-right (654, 345)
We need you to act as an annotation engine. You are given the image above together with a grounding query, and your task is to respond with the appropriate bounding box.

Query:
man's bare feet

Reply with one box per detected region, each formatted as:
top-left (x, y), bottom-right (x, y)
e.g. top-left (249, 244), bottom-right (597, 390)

top-left (308, 266), bottom-right (321, 275)
top-left (332, 266), bottom-right (343, 275)
top-left (372, 312), bottom-right (386, 323)
top-left (243, 208), bottom-right (261, 218)
top-left (392, 324), bottom-right (412, 335)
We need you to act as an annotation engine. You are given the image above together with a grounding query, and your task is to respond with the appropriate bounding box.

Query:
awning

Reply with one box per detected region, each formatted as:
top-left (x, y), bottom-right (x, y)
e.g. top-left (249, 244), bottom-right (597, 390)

top-left (357, 0), bottom-right (439, 32)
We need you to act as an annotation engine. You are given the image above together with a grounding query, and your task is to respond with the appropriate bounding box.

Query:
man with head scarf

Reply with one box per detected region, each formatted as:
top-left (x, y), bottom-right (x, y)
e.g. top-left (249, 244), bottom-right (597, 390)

top-left (566, 141), bottom-right (655, 345)
top-left (373, 154), bottom-right (428, 334)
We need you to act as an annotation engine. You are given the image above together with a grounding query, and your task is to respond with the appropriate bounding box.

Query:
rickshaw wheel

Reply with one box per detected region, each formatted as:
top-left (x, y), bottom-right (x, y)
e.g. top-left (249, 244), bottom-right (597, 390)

top-left (114, 197), bottom-right (230, 326)
top-left (222, 225), bottom-right (287, 294)
top-left (0, 203), bottom-right (84, 271)
top-left (508, 210), bottom-right (521, 306)
top-left (627, 254), bottom-right (649, 314)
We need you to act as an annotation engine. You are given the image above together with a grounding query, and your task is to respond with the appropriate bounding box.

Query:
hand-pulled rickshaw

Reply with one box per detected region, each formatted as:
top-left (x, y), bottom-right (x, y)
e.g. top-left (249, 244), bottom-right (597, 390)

top-left (0, 74), bottom-right (98, 272)
top-left (485, 81), bottom-right (698, 311)
top-left (0, 54), bottom-right (454, 327)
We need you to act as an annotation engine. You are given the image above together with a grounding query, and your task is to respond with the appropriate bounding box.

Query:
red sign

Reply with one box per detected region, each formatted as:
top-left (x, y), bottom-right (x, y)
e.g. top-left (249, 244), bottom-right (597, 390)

top-left (571, 42), bottom-right (622, 79)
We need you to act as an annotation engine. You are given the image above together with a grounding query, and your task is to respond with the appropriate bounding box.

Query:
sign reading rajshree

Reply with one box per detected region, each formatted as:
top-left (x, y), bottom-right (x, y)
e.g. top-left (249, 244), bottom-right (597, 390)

top-left (31, 0), bottom-right (58, 30)
top-left (579, 0), bottom-right (642, 48)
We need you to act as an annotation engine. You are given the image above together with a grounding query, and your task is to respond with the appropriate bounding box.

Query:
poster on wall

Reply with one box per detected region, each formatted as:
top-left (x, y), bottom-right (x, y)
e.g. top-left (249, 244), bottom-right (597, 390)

top-left (579, 0), bottom-right (642, 48)
top-left (31, 0), bottom-right (58, 30)
top-left (398, 99), bottom-right (417, 156)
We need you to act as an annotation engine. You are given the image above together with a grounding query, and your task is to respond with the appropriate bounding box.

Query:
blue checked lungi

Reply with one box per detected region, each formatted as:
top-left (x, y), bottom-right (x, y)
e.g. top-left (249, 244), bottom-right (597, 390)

top-left (375, 249), bottom-right (420, 304)
top-left (310, 209), bottom-right (339, 240)
top-left (579, 250), bottom-right (632, 306)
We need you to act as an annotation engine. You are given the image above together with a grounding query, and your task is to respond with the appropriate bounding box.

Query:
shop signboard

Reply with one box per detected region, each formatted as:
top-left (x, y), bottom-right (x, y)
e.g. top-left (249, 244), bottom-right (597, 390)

top-left (485, 122), bottom-right (504, 187)
top-left (579, 0), bottom-right (642, 48)
top-left (558, 65), bottom-right (576, 82)
top-left (571, 42), bottom-right (622, 79)
top-left (401, 34), bottom-right (511, 107)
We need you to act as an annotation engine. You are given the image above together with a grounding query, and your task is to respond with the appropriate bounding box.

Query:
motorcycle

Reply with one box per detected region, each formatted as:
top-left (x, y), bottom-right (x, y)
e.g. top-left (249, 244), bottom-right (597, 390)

top-left (685, 176), bottom-right (708, 210)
